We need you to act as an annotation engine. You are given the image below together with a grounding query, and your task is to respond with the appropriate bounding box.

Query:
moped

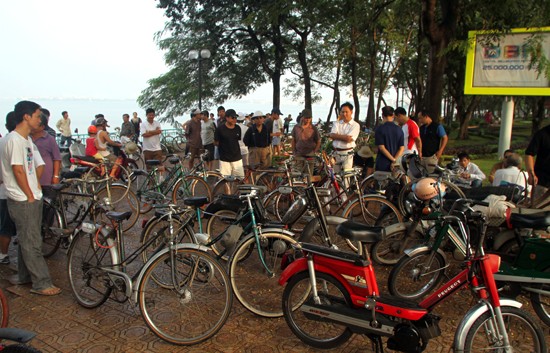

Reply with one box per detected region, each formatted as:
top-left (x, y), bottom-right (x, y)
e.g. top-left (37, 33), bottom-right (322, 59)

top-left (279, 199), bottom-right (547, 352)
top-left (493, 208), bottom-right (550, 326)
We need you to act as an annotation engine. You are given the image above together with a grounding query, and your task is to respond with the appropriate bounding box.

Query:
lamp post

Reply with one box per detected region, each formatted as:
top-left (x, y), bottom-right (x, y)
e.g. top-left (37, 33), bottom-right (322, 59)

top-left (188, 49), bottom-right (211, 110)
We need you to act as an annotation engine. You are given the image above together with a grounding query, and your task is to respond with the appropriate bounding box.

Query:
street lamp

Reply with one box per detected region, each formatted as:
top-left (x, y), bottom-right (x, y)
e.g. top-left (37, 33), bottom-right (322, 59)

top-left (188, 49), bottom-right (211, 110)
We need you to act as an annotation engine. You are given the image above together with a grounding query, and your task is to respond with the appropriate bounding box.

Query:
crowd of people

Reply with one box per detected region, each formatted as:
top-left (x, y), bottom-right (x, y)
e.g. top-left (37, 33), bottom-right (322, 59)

top-left (1, 98), bottom-right (549, 301)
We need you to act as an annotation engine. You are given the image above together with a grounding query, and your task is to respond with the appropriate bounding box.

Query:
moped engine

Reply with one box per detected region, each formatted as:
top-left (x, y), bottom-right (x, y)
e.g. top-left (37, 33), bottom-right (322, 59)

top-left (387, 324), bottom-right (421, 352)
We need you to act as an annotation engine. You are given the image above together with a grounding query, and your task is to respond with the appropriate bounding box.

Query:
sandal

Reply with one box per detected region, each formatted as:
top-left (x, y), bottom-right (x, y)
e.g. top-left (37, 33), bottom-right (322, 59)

top-left (30, 286), bottom-right (62, 296)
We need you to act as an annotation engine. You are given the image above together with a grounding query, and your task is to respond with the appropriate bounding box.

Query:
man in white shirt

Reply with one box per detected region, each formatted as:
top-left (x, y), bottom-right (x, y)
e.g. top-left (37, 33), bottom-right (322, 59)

top-left (2, 101), bottom-right (61, 295)
top-left (56, 110), bottom-right (72, 147)
top-left (141, 108), bottom-right (165, 175)
top-left (493, 153), bottom-right (530, 192)
top-left (455, 152), bottom-right (486, 188)
top-left (329, 102), bottom-right (360, 173)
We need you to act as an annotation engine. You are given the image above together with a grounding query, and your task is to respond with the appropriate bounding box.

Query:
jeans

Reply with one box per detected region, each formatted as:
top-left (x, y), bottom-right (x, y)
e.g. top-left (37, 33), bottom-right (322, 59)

top-left (60, 135), bottom-right (72, 147)
top-left (7, 198), bottom-right (53, 291)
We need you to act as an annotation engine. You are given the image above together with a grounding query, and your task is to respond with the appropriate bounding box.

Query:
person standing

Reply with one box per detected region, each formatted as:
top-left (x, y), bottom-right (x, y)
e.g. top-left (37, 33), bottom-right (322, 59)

top-left (418, 108), bottom-right (448, 173)
top-left (374, 106), bottom-right (404, 172)
top-left (525, 124), bottom-right (550, 206)
top-left (329, 102), bottom-right (360, 173)
top-left (214, 109), bottom-right (244, 177)
top-left (185, 109), bottom-right (203, 169)
top-left (291, 109), bottom-right (320, 175)
top-left (270, 108), bottom-right (284, 156)
top-left (237, 114), bottom-right (250, 167)
top-left (141, 108), bottom-right (165, 175)
top-left (2, 101), bottom-right (61, 296)
top-left (395, 107), bottom-right (421, 156)
top-left (0, 112), bottom-right (18, 265)
top-left (40, 108), bottom-right (57, 138)
top-left (244, 111), bottom-right (272, 168)
top-left (56, 110), bottom-right (72, 147)
top-left (284, 114), bottom-right (292, 135)
top-left (214, 106), bottom-right (226, 160)
top-left (131, 112), bottom-right (141, 144)
top-left (120, 113), bottom-right (135, 144)
top-left (201, 110), bottom-right (216, 171)
top-left (31, 113), bottom-right (61, 200)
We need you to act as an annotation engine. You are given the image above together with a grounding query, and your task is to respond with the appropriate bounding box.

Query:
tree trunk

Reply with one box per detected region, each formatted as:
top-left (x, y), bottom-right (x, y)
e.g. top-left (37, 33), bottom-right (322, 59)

top-left (272, 69), bottom-right (281, 110)
top-left (350, 26), bottom-right (360, 122)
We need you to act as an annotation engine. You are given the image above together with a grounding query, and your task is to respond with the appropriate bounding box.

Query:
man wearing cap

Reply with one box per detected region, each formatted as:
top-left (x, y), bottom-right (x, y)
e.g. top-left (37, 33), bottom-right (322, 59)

top-left (374, 106), bottom-right (404, 172)
top-left (329, 102), bottom-right (360, 173)
top-left (395, 107), bottom-right (421, 157)
top-left (214, 109), bottom-right (244, 177)
top-left (185, 109), bottom-right (203, 169)
top-left (291, 108), bottom-right (320, 175)
top-left (201, 110), bottom-right (216, 171)
top-left (270, 108), bottom-right (284, 156)
top-left (243, 111), bottom-right (272, 168)
top-left (141, 108), bottom-right (165, 175)
top-left (56, 111), bottom-right (72, 147)
top-left (95, 117), bottom-right (122, 163)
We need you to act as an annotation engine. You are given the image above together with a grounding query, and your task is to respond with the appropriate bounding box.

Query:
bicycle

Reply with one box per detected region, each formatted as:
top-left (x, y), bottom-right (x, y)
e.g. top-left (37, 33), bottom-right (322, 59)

top-left (42, 175), bottom-right (140, 257)
top-left (131, 153), bottom-right (211, 213)
top-left (67, 205), bottom-right (232, 345)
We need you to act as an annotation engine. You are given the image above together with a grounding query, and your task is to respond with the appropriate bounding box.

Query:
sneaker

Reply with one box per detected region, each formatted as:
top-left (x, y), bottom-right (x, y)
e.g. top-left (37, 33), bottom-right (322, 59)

top-left (0, 255), bottom-right (9, 265)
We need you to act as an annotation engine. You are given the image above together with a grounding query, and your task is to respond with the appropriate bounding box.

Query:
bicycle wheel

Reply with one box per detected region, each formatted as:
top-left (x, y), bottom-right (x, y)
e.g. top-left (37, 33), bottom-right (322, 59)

top-left (0, 288), bottom-right (8, 328)
top-left (197, 170), bottom-right (223, 194)
top-left (172, 176), bottom-right (212, 206)
top-left (256, 172), bottom-right (288, 190)
top-left (342, 195), bottom-right (403, 227)
top-left (96, 185), bottom-right (140, 231)
top-left (530, 266), bottom-right (550, 326)
top-left (205, 210), bottom-right (238, 261)
top-left (461, 306), bottom-right (546, 353)
top-left (387, 249), bottom-right (446, 300)
top-left (282, 271), bottom-right (353, 349)
top-left (140, 216), bottom-right (195, 264)
top-left (273, 189), bottom-right (303, 222)
top-left (229, 232), bottom-right (297, 317)
top-left (138, 248), bottom-right (232, 345)
top-left (370, 226), bottom-right (424, 265)
top-left (212, 178), bottom-right (241, 196)
top-left (42, 198), bottom-right (65, 258)
top-left (67, 231), bottom-right (113, 308)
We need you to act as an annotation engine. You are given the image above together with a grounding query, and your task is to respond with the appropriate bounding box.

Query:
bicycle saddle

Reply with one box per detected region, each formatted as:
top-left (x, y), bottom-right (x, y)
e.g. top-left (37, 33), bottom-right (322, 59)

top-left (506, 208), bottom-right (550, 230)
top-left (145, 159), bottom-right (162, 166)
top-left (184, 197), bottom-right (209, 208)
top-left (105, 211), bottom-right (133, 222)
top-left (335, 221), bottom-right (383, 243)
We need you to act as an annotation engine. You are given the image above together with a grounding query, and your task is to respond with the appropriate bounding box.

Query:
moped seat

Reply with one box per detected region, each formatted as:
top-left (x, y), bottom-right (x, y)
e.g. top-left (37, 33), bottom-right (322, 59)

top-left (105, 211), bottom-right (133, 222)
top-left (183, 197), bottom-right (209, 208)
top-left (507, 209), bottom-right (550, 230)
top-left (336, 221), bottom-right (383, 243)
top-left (73, 155), bottom-right (100, 164)
top-left (145, 159), bottom-right (162, 166)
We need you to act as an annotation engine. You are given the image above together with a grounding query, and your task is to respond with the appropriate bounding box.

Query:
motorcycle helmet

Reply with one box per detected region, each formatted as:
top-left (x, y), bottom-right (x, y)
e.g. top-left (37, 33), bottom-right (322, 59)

top-left (413, 177), bottom-right (446, 201)
top-left (125, 142), bottom-right (139, 154)
top-left (87, 125), bottom-right (97, 134)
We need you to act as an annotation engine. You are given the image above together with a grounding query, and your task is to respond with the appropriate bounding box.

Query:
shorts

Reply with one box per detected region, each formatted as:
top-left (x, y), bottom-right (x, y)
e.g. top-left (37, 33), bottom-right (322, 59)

top-left (203, 144), bottom-right (215, 162)
top-left (219, 160), bottom-right (245, 178)
top-left (188, 146), bottom-right (201, 163)
top-left (143, 150), bottom-right (163, 163)
top-left (272, 136), bottom-right (281, 146)
top-left (0, 199), bottom-right (16, 237)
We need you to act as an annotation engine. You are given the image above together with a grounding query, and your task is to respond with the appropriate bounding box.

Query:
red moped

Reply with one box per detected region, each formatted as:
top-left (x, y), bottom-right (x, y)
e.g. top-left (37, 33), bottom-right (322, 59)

top-left (279, 199), bottom-right (547, 352)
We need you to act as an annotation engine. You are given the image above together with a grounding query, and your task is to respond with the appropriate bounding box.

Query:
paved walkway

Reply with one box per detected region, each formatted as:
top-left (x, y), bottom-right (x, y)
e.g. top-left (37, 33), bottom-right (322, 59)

top-left (1, 230), bottom-right (549, 352)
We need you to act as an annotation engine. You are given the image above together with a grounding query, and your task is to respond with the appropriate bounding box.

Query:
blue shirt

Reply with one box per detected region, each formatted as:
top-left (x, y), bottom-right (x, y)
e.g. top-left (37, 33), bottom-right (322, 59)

top-left (374, 122), bottom-right (404, 172)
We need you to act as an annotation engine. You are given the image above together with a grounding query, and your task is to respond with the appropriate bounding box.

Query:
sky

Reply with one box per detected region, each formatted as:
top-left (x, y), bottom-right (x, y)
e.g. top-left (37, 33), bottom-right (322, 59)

top-left (0, 0), bottom-right (168, 99)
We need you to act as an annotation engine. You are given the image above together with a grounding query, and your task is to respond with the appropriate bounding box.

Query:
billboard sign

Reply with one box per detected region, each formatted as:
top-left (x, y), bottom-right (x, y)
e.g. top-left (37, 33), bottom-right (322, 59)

top-left (465, 27), bottom-right (550, 95)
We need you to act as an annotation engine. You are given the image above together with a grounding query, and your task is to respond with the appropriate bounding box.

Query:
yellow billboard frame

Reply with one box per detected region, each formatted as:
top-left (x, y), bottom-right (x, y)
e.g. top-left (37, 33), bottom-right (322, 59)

top-left (465, 27), bottom-right (550, 95)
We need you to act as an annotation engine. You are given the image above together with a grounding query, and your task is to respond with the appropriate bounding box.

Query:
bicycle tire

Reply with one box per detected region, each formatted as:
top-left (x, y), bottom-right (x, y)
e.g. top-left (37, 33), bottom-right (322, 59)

top-left (197, 170), bottom-right (223, 194)
top-left (530, 266), bottom-right (550, 326)
top-left (387, 249), bottom-right (446, 300)
top-left (42, 198), bottom-right (65, 258)
top-left (67, 231), bottom-right (113, 308)
top-left (229, 232), bottom-right (297, 317)
top-left (172, 176), bottom-right (212, 207)
top-left (282, 271), bottom-right (353, 349)
top-left (138, 248), bottom-right (232, 345)
top-left (461, 306), bottom-right (546, 353)
top-left (205, 210), bottom-right (238, 261)
top-left (256, 172), bottom-right (288, 191)
top-left (0, 344), bottom-right (43, 353)
top-left (0, 288), bottom-right (8, 328)
top-left (370, 226), bottom-right (424, 266)
top-left (96, 185), bottom-right (140, 231)
top-left (83, 162), bottom-right (132, 202)
top-left (212, 178), bottom-right (241, 196)
top-left (273, 189), bottom-right (303, 222)
top-left (140, 216), bottom-right (196, 265)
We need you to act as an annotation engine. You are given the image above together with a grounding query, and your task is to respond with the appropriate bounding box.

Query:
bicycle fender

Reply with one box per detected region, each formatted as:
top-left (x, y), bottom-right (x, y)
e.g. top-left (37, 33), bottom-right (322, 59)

top-left (131, 169), bottom-right (149, 177)
top-left (260, 228), bottom-right (295, 237)
top-left (279, 257), bottom-right (308, 285)
top-left (453, 299), bottom-right (522, 353)
top-left (384, 221), bottom-right (424, 235)
top-left (404, 246), bottom-right (446, 259)
top-left (133, 243), bottom-right (210, 301)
